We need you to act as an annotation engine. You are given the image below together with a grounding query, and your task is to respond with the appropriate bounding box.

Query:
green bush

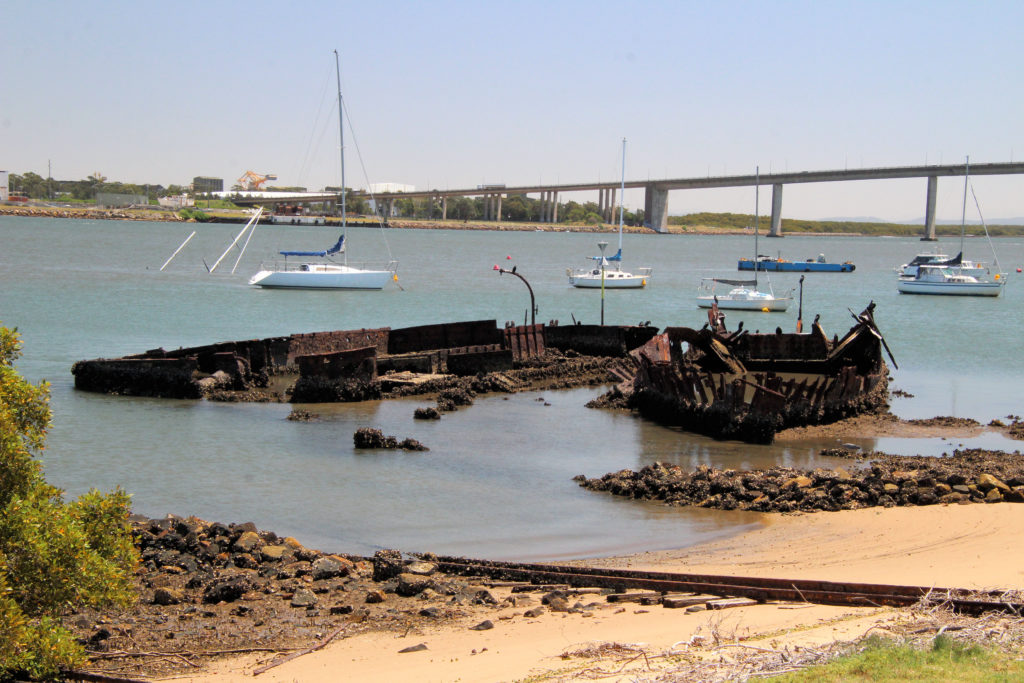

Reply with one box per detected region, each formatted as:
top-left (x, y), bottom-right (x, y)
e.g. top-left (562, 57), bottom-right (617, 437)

top-left (0, 325), bottom-right (139, 681)
top-left (178, 207), bottom-right (211, 221)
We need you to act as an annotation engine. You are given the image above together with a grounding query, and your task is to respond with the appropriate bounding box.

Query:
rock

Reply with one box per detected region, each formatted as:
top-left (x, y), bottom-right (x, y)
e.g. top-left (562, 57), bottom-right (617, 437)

top-left (473, 589), bottom-right (498, 605)
top-left (398, 643), bottom-right (428, 653)
top-left (233, 531), bottom-right (261, 553)
top-left (372, 549), bottom-right (405, 581)
top-left (365, 590), bottom-right (386, 604)
top-left (413, 406), bottom-right (441, 420)
top-left (419, 607), bottom-right (441, 618)
top-left (546, 596), bottom-right (570, 612)
top-left (312, 556), bottom-right (352, 580)
top-left (405, 561), bottom-right (437, 576)
top-left (396, 573), bottom-right (431, 597)
top-left (290, 588), bottom-right (318, 608)
top-left (470, 620), bottom-right (494, 631)
top-left (782, 475), bottom-right (813, 490)
top-left (261, 545), bottom-right (293, 562)
top-left (203, 576), bottom-right (250, 604)
top-left (153, 587), bottom-right (184, 605)
top-left (985, 488), bottom-right (1004, 503)
top-left (330, 605), bottom-right (354, 615)
top-left (523, 607), bottom-right (545, 618)
top-left (977, 473), bottom-right (1010, 492)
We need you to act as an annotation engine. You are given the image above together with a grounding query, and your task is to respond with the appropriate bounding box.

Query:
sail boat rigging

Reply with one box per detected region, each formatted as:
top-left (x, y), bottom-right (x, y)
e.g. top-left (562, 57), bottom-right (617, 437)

top-left (897, 156), bottom-right (1005, 296)
top-left (249, 50), bottom-right (397, 290)
top-left (696, 167), bottom-right (793, 311)
top-left (567, 138), bottom-right (652, 288)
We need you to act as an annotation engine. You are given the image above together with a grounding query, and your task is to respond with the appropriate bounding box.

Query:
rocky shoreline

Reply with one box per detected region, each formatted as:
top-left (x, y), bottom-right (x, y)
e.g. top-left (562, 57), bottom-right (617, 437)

top-left (67, 515), bottom-right (568, 680)
top-left (576, 448), bottom-right (1024, 513)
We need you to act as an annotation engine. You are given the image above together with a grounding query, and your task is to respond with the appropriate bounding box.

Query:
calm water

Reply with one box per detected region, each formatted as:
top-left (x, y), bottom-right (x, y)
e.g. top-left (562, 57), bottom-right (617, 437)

top-left (2, 215), bottom-right (1023, 559)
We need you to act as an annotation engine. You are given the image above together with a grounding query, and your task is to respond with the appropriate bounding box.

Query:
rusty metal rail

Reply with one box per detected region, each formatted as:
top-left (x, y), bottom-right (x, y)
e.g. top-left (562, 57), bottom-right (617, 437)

top-left (429, 556), bottom-right (1024, 616)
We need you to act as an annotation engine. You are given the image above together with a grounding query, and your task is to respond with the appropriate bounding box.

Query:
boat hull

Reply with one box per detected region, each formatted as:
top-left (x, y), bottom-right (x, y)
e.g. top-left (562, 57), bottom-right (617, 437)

top-left (896, 280), bottom-right (1003, 296)
top-left (696, 295), bottom-right (791, 311)
top-left (250, 266), bottom-right (392, 290)
top-left (568, 268), bottom-right (650, 288)
top-left (739, 260), bottom-right (854, 272)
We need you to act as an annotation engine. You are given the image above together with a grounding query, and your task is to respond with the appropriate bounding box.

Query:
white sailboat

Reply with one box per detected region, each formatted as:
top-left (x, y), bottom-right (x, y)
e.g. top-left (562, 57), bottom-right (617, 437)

top-left (897, 156), bottom-right (1006, 297)
top-left (697, 167), bottom-right (792, 311)
top-left (567, 139), bottom-right (652, 288)
top-left (250, 50), bottom-right (397, 290)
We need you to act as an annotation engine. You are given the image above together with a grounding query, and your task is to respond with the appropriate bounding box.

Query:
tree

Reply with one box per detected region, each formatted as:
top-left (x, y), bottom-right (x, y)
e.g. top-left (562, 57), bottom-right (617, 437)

top-left (0, 325), bottom-right (138, 681)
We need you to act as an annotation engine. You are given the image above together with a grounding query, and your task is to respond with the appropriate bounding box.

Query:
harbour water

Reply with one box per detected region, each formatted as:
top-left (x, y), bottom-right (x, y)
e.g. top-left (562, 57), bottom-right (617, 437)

top-left (2, 215), bottom-right (1023, 560)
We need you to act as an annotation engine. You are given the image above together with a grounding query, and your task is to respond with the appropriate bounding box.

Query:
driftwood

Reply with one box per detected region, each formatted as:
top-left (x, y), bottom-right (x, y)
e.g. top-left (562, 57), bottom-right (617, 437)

top-left (253, 625), bottom-right (350, 676)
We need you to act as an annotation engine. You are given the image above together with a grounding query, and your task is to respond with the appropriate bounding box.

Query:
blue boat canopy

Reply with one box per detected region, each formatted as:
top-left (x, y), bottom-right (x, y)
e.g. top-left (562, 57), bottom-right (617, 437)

top-left (280, 235), bottom-right (345, 257)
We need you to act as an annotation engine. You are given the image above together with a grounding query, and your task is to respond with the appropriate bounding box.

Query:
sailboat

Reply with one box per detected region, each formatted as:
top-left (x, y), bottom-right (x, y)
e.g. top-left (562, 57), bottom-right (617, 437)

top-left (897, 156), bottom-right (1006, 297)
top-left (249, 50), bottom-right (397, 290)
top-left (697, 167), bottom-right (793, 311)
top-left (567, 138), bottom-right (652, 288)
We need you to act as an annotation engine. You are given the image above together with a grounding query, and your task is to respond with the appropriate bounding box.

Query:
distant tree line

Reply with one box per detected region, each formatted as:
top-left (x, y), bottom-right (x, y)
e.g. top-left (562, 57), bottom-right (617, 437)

top-left (669, 212), bottom-right (1024, 236)
top-left (8, 172), bottom-right (187, 202)
top-left (384, 193), bottom-right (645, 225)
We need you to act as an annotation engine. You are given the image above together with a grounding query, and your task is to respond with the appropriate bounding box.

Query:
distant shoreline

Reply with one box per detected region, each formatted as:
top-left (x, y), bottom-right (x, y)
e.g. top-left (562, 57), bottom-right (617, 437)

top-left (4, 203), bottom-right (1020, 238)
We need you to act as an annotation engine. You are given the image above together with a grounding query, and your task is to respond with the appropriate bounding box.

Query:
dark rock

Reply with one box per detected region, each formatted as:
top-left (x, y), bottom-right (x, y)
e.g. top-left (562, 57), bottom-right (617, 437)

top-left (398, 643), bottom-right (428, 653)
top-left (414, 406), bottom-right (441, 420)
top-left (372, 549), bottom-right (404, 581)
top-left (470, 620), bottom-right (494, 631)
top-left (202, 576), bottom-right (250, 604)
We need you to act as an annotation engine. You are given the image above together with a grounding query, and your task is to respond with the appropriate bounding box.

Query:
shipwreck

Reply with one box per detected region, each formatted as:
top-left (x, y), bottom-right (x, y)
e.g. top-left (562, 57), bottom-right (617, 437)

top-left (605, 302), bottom-right (895, 443)
top-left (70, 320), bottom-right (659, 403)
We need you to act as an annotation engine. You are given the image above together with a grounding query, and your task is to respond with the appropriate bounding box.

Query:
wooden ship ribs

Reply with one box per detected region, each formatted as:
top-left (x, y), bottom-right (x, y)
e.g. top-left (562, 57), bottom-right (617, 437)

top-left (616, 303), bottom-right (893, 443)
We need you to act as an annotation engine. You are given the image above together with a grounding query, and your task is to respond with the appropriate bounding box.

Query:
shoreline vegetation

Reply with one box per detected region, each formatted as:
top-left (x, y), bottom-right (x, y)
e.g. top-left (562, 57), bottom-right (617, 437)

top-left (4, 202), bottom-right (1024, 237)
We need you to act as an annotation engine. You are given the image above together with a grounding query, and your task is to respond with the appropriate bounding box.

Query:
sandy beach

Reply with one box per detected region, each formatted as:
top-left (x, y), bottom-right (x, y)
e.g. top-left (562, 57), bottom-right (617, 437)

top-left (157, 502), bottom-right (1024, 682)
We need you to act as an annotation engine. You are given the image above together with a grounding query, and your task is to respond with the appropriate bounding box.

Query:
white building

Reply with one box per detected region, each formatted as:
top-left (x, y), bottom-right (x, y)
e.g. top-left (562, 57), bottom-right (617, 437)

top-left (158, 194), bottom-right (195, 209)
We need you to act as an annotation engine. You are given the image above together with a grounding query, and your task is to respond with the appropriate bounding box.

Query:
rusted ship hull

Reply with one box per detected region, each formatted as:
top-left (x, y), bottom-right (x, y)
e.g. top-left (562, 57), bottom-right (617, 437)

top-left (618, 304), bottom-right (892, 443)
top-left (71, 320), bottom-right (659, 403)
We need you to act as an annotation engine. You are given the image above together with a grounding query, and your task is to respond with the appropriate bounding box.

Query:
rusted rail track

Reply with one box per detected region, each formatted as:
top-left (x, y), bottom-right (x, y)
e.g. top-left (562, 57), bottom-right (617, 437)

top-left (429, 556), bottom-right (1024, 616)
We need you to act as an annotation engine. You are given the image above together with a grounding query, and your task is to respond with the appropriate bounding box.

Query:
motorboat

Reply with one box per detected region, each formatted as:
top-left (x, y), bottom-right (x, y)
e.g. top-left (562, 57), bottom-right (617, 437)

top-left (897, 264), bottom-right (1004, 296)
top-left (568, 138), bottom-right (651, 289)
top-left (896, 251), bottom-right (988, 278)
top-left (895, 156), bottom-right (1005, 298)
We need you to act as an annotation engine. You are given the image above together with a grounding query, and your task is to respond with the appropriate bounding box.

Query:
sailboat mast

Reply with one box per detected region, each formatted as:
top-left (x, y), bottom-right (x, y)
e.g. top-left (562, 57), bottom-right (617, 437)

top-left (959, 155), bottom-right (969, 257)
top-left (618, 137), bottom-right (626, 253)
top-left (334, 50), bottom-right (347, 264)
top-left (754, 166), bottom-right (759, 287)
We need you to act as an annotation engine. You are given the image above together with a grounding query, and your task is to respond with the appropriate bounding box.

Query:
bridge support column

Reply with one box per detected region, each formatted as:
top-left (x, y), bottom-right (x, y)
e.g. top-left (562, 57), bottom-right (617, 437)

top-left (923, 175), bottom-right (938, 241)
top-left (597, 189), bottom-right (605, 222)
top-left (551, 191), bottom-right (558, 223)
top-left (609, 188), bottom-right (616, 223)
top-left (441, 196), bottom-right (447, 220)
top-left (496, 194), bottom-right (502, 222)
top-left (769, 183), bottom-right (784, 237)
top-left (543, 191), bottom-right (550, 222)
top-left (643, 185), bottom-right (669, 233)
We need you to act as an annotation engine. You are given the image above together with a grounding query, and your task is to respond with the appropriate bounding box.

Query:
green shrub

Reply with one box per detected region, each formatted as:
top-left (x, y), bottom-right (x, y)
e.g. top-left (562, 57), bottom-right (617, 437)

top-left (178, 207), bottom-right (211, 221)
top-left (0, 325), bottom-right (139, 681)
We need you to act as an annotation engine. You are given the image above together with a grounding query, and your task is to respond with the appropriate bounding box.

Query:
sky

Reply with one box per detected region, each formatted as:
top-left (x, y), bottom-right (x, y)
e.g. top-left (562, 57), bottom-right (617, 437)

top-left (2, 0), bottom-right (1022, 221)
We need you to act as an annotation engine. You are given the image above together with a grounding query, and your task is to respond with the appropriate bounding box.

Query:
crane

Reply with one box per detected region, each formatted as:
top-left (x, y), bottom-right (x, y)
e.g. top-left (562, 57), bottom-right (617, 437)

top-left (236, 170), bottom-right (277, 191)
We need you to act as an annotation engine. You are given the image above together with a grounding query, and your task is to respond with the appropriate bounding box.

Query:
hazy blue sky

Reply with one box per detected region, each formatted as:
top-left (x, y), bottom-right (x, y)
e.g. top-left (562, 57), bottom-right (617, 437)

top-left (3, 0), bottom-right (1022, 220)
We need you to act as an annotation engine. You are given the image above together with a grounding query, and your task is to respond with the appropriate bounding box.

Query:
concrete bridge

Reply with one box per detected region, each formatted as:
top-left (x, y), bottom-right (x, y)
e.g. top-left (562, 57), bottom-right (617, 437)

top-left (237, 162), bottom-right (1024, 240)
